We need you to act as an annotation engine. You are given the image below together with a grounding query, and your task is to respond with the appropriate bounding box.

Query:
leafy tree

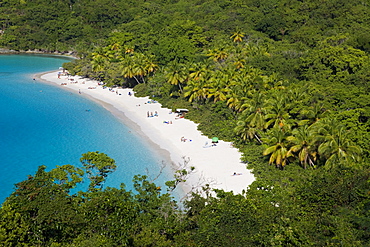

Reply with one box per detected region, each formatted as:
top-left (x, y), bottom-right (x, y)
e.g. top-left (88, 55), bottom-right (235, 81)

top-left (2, 165), bottom-right (84, 245)
top-left (49, 164), bottom-right (84, 191)
top-left (80, 151), bottom-right (116, 191)
top-left (0, 202), bottom-right (30, 246)
top-left (299, 35), bottom-right (369, 83)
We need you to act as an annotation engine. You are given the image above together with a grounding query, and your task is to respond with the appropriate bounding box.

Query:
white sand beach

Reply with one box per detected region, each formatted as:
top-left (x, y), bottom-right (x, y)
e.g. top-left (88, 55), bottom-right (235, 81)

top-left (38, 71), bottom-right (255, 195)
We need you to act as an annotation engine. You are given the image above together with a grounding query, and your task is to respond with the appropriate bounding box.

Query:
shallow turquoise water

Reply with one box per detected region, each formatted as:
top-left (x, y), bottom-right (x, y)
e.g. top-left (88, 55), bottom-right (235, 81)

top-left (0, 54), bottom-right (172, 203)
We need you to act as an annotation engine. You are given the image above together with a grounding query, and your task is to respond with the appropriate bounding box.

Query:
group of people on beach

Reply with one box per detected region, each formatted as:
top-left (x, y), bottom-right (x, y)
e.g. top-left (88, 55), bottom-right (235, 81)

top-left (147, 111), bottom-right (158, 117)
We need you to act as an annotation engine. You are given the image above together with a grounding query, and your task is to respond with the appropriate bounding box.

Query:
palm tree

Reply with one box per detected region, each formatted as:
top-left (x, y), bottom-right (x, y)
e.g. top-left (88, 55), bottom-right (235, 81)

top-left (245, 95), bottom-right (266, 126)
top-left (91, 55), bottom-right (107, 73)
top-left (133, 54), bottom-right (148, 83)
top-left (226, 70), bottom-right (254, 112)
top-left (124, 46), bottom-right (134, 54)
top-left (120, 55), bottom-right (140, 84)
top-left (230, 31), bottom-right (245, 43)
top-left (91, 48), bottom-right (109, 81)
top-left (207, 48), bottom-right (228, 63)
top-left (233, 56), bottom-right (246, 69)
top-left (165, 61), bottom-right (188, 93)
top-left (298, 103), bottom-right (328, 126)
top-left (144, 55), bottom-right (158, 75)
top-left (104, 42), bottom-right (123, 61)
top-left (262, 127), bottom-right (292, 169)
top-left (315, 119), bottom-right (362, 168)
top-left (183, 75), bottom-right (210, 103)
top-left (234, 121), bottom-right (262, 144)
top-left (226, 92), bottom-right (243, 112)
top-left (234, 92), bottom-right (266, 143)
top-left (287, 125), bottom-right (318, 169)
top-left (207, 70), bottom-right (231, 103)
top-left (264, 91), bottom-right (292, 130)
top-left (188, 62), bottom-right (211, 81)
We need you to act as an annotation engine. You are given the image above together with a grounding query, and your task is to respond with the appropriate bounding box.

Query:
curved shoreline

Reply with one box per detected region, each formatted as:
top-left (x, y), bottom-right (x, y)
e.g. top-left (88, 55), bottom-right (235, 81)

top-left (36, 70), bottom-right (255, 195)
top-left (35, 70), bottom-right (178, 191)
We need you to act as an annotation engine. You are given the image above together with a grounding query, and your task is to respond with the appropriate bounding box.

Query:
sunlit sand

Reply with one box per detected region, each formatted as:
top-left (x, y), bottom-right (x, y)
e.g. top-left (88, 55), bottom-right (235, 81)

top-left (38, 71), bottom-right (255, 196)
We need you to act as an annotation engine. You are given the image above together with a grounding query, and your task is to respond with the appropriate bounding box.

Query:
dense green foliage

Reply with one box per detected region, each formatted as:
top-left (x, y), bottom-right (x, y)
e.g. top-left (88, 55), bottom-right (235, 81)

top-left (1, 153), bottom-right (370, 246)
top-left (1, 0), bottom-right (370, 245)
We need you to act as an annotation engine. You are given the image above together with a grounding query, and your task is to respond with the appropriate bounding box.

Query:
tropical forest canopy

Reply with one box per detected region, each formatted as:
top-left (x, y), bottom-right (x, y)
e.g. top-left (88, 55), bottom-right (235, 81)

top-left (1, 0), bottom-right (370, 246)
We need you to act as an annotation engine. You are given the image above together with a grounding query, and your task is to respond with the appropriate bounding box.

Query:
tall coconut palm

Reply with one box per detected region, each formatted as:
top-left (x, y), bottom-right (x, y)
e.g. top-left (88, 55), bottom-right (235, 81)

top-left (264, 91), bottom-right (292, 130)
top-left (104, 42), bottom-right (122, 61)
top-left (242, 93), bottom-right (266, 124)
top-left (207, 70), bottom-right (231, 103)
top-left (234, 94), bottom-right (266, 144)
top-left (133, 54), bottom-right (148, 84)
top-left (298, 103), bottom-right (328, 126)
top-left (207, 48), bottom-right (228, 63)
top-left (120, 56), bottom-right (140, 84)
top-left (183, 74), bottom-right (210, 103)
top-left (165, 61), bottom-right (188, 93)
top-left (287, 125), bottom-right (318, 169)
top-left (144, 55), bottom-right (158, 75)
top-left (226, 92), bottom-right (243, 112)
top-left (91, 55), bottom-right (107, 73)
top-left (316, 120), bottom-right (362, 168)
top-left (226, 70), bottom-right (254, 112)
top-left (233, 56), bottom-right (246, 69)
top-left (230, 31), bottom-right (245, 43)
top-left (234, 121), bottom-right (262, 144)
top-left (91, 48), bottom-right (109, 81)
top-left (188, 62), bottom-right (211, 81)
top-left (262, 127), bottom-right (292, 169)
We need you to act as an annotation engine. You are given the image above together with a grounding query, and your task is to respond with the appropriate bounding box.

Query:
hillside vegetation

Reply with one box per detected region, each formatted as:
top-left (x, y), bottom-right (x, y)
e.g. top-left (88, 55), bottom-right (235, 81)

top-left (1, 0), bottom-right (370, 245)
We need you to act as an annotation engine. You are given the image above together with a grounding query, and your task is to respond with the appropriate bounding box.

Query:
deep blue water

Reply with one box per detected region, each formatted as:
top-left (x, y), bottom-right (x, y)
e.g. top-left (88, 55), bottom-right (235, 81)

top-left (0, 54), bottom-right (172, 203)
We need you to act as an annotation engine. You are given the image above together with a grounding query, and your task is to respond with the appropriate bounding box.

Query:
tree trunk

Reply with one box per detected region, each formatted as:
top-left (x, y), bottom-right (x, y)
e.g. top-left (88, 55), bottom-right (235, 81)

top-left (133, 76), bottom-right (140, 84)
top-left (254, 134), bottom-right (263, 144)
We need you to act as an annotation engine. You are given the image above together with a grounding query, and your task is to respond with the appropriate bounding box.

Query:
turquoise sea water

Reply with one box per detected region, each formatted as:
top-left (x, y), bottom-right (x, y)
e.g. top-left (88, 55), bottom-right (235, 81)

top-left (0, 54), bottom-right (172, 203)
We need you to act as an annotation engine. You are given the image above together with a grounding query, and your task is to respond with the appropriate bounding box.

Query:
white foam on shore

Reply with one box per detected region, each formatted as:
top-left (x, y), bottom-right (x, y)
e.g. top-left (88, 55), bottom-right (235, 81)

top-left (38, 71), bottom-right (255, 195)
